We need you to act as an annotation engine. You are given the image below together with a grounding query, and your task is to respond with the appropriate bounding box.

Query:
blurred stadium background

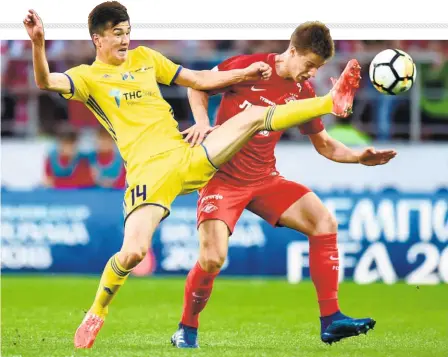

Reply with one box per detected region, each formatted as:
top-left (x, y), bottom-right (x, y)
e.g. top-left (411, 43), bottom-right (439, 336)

top-left (1, 38), bottom-right (447, 356)
top-left (1, 38), bottom-right (447, 282)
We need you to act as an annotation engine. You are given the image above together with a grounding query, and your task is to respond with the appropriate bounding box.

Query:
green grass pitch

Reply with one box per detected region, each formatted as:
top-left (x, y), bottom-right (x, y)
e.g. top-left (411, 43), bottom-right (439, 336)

top-left (1, 275), bottom-right (447, 357)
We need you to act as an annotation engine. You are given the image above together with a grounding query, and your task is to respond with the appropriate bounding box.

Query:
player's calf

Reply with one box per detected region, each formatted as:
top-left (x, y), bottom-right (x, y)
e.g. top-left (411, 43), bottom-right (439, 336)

top-left (278, 193), bottom-right (342, 320)
top-left (175, 220), bottom-right (228, 340)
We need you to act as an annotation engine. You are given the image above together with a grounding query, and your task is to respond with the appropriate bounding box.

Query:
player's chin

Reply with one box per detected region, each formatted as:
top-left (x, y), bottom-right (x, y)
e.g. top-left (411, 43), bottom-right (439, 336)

top-left (115, 50), bottom-right (128, 62)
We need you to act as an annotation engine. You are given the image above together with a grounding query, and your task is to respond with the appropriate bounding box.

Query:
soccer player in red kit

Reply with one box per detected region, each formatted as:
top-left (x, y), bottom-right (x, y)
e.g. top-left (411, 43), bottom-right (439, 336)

top-left (171, 22), bottom-right (396, 348)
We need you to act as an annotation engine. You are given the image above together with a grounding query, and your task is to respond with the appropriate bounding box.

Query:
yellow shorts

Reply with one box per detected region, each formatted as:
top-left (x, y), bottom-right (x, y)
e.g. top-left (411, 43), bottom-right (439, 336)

top-left (123, 144), bottom-right (217, 223)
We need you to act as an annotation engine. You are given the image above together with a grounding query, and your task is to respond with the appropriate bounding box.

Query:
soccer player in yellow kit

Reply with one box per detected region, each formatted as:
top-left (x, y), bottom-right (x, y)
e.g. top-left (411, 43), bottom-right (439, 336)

top-left (24, 1), bottom-right (361, 349)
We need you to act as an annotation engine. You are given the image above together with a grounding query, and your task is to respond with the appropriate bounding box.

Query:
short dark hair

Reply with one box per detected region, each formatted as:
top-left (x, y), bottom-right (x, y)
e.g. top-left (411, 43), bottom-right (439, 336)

top-left (290, 21), bottom-right (334, 60)
top-left (88, 1), bottom-right (130, 37)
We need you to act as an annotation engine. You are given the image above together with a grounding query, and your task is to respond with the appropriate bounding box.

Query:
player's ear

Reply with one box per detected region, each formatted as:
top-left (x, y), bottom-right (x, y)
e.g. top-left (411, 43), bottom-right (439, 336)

top-left (92, 34), bottom-right (101, 48)
top-left (289, 45), bottom-right (297, 57)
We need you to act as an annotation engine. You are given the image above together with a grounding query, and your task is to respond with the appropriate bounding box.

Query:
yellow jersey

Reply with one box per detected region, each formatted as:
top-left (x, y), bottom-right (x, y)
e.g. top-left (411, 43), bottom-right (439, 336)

top-left (61, 46), bottom-right (186, 169)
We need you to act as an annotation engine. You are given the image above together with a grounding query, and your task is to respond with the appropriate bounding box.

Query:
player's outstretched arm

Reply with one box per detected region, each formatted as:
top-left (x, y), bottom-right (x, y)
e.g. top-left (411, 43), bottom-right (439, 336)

top-left (23, 10), bottom-right (71, 94)
top-left (187, 88), bottom-right (211, 128)
top-left (309, 129), bottom-right (397, 166)
top-left (174, 62), bottom-right (272, 91)
top-left (181, 88), bottom-right (220, 147)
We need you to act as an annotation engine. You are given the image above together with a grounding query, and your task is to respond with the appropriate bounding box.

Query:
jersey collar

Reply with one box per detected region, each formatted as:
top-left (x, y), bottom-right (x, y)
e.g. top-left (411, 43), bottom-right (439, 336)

top-left (92, 57), bottom-right (127, 70)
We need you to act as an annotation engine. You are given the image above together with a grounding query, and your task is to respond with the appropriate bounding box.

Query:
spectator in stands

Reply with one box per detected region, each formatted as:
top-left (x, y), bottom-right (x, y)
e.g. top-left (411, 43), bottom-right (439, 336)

top-left (4, 39), bottom-right (447, 141)
top-left (419, 40), bottom-right (448, 140)
top-left (358, 40), bottom-right (404, 141)
top-left (43, 125), bottom-right (94, 189)
top-left (88, 127), bottom-right (126, 189)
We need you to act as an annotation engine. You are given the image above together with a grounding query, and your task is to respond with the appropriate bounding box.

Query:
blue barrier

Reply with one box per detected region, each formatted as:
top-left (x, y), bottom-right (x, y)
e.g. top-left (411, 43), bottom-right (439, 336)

top-left (1, 188), bottom-right (447, 285)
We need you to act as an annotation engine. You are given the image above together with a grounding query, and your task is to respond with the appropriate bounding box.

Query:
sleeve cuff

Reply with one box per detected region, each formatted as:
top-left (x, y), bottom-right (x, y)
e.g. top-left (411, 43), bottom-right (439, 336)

top-left (58, 73), bottom-right (75, 100)
top-left (170, 65), bottom-right (183, 85)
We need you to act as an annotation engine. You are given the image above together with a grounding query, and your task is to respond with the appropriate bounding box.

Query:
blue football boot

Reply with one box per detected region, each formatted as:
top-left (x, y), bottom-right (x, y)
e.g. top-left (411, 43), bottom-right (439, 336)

top-left (171, 323), bottom-right (199, 348)
top-left (321, 311), bottom-right (376, 344)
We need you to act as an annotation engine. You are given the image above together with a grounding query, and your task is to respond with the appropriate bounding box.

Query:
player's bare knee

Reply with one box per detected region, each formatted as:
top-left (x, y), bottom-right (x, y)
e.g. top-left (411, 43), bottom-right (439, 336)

top-left (199, 240), bottom-right (227, 272)
top-left (311, 211), bottom-right (338, 235)
top-left (120, 227), bottom-right (152, 268)
top-left (118, 248), bottom-right (147, 269)
top-left (200, 250), bottom-right (226, 273)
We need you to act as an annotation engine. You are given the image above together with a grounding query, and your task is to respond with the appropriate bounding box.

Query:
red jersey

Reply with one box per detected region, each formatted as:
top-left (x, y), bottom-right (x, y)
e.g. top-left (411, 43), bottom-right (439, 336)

top-left (212, 53), bottom-right (324, 185)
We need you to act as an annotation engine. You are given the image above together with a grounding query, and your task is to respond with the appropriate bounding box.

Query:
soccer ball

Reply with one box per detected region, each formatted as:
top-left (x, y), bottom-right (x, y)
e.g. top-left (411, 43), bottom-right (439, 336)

top-left (369, 49), bottom-right (416, 95)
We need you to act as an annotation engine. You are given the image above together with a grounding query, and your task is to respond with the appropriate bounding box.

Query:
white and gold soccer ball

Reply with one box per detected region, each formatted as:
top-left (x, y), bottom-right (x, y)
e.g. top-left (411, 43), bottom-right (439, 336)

top-left (369, 49), bottom-right (417, 95)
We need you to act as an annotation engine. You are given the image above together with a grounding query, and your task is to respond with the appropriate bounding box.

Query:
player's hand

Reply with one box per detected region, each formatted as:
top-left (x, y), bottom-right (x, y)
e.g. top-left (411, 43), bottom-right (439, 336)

top-left (181, 123), bottom-right (220, 147)
top-left (243, 61), bottom-right (272, 81)
top-left (358, 147), bottom-right (397, 166)
top-left (23, 9), bottom-right (45, 46)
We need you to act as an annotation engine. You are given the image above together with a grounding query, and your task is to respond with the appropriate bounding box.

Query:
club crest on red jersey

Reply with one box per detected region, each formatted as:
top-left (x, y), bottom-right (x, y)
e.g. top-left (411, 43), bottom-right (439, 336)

top-left (284, 93), bottom-right (300, 103)
top-left (257, 130), bottom-right (270, 137)
top-left (202, 203), bottom-right (218, 214)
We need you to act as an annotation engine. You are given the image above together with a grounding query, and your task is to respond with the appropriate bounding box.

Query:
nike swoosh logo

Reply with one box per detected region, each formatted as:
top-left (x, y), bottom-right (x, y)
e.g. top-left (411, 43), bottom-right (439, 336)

top-left (329, 256), bottom-right (339, 261)
top-left (251, 86), bottom-right (266, 92)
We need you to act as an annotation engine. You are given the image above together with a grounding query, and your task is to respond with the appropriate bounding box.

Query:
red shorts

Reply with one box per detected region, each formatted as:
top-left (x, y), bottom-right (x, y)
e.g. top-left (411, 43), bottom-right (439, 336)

top-left (197, 174), bottom-right (312, 233)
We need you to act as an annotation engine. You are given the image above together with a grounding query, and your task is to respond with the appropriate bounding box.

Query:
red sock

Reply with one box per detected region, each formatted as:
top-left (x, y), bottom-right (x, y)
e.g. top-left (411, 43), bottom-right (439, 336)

top-left (308, 233), bottom-right (340, 317)
top-left (181, 261), bottom-right (219, 328)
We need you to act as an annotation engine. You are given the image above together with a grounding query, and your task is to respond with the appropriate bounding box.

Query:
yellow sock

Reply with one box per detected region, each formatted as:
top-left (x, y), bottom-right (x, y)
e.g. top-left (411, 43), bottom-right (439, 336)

top-left (90, 253), bottom-right (131, 318)
top-left (264, 94), bottom-right (333, 131)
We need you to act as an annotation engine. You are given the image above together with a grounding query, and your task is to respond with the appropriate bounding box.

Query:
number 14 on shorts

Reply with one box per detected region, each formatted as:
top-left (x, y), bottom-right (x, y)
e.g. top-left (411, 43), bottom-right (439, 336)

top-left (131, 185), bottom-right (147, 206)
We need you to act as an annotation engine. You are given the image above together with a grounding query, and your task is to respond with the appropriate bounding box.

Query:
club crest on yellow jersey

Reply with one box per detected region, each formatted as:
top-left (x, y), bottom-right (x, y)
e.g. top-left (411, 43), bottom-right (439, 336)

top-left (121, 72), bottom-right (134, 81)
